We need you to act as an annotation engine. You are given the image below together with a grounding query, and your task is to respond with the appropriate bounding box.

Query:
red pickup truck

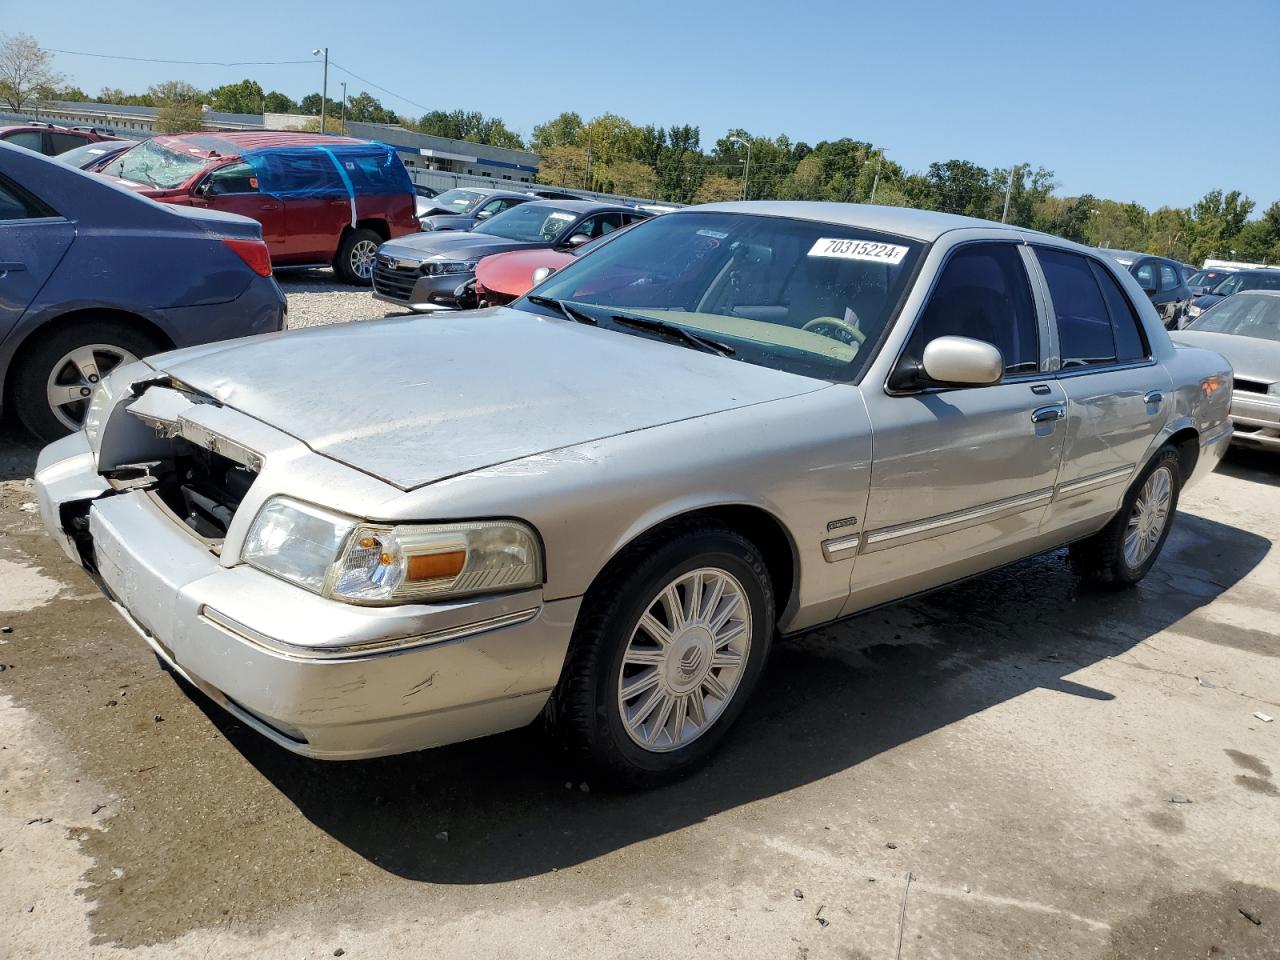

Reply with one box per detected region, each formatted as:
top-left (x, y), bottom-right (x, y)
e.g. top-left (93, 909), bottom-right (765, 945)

top-left (98, 131), bottom-right (418, 284)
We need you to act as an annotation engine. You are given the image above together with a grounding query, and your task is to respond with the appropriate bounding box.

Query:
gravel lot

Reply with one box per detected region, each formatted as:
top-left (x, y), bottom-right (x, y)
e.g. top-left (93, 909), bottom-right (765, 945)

top-left (277, 269), bottom-right (404, 328)
top-left (1, 289), bottom-right (1278, 958)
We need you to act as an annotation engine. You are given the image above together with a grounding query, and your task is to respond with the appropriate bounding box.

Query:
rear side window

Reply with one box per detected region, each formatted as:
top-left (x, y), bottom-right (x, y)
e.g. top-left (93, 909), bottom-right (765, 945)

top-left (0, 174), bottom-right (56, 220)
top-left (1134, 262), bottom-right (1156, 290)
top-left (48, 132), bottom-right (90, 154)
top-left (1159, 263), bottom-right (1179, 291)
top-left (1089, 261), bottom-right (1149, 362)
top-left (1036, 248), bottom-right (1117, 368)
top-left (3, 130), bottom-right (43, 151)
top-left (908, 242), bottom-right (1039, 375)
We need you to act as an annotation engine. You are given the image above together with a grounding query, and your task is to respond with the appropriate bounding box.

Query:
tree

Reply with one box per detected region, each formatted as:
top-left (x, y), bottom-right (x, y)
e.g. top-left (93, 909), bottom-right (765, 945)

top-left (98, 86), bottom-right (154, 106)
top-left (536, 145), bottom-right (589, 189)
top-left (1032, 194), bottom-right (1097, 244)
top-left (262, 90), bottom-right (296, 113)
top-left (925, 160), bottom-right (995, 217)
top-left (53, 84), bottom-right (87, 102)
top-left (342, 91), bottom-right (397, 125)
top-left (1235, 201), bottom-right (1280, 264)
top-left (693, 174), bottom-right (742, 204)
top-left (600, 159), bottom-right (658, 198)
top-left (413, 109), bottom-right (523, 149)
top-left (0, 33), bottom-right (64, 112)
top-left (149, 80), bottom-right (205, 134)
top-left (1188, 189), bottom-right (1255, 263)
top-left (531, 111), bottom-right (583, 153)
top-left (208, 78), bottom-right (264, 114)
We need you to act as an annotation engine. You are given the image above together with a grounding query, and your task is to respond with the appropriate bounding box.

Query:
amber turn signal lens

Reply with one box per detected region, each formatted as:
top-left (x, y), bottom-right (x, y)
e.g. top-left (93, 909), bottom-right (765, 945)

top-left (406, 551), bottom-right (466, 582)
top-left (1201, 375), bottom-right (1226, 397)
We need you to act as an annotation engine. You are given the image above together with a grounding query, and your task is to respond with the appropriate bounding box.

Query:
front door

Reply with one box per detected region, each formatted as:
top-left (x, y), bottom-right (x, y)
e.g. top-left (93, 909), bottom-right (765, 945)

top-left (195, 163), bottom-right (286, 258)
top-left (849, 241), bottom-right (1067, 612)
top-left (1032, 247), bottom-right (1171, 538)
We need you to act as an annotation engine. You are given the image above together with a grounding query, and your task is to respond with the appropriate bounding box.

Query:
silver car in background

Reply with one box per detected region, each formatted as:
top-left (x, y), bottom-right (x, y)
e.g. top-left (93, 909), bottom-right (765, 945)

top-left (35, 202), bottom-right (1233, 788)
top-left (1173, 290), bottom-right (1280, 450)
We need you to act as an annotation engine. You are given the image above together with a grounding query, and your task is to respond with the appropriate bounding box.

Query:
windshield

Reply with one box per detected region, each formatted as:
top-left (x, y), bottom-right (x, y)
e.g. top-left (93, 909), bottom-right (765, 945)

top-left (475, 204), bottom-right (579, 242)
top-left (516, 210), bottom-right (925, 381)
top-left (1188, 293), bottom-right (1280, 342)
top-left (102, 140), bottom-right (210, 189)
top-left (1188, 269), bottom-right (1231, 289)
top-left (429, 189), bottom-right (485, 213)
top-left (56, 142), bottom-right (120, 167)
top-left (1213, 272), bottom-right (1280, 296)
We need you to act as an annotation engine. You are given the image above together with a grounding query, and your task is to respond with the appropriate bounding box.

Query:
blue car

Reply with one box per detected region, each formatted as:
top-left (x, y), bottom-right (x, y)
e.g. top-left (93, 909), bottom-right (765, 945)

top-left (0, 142), bottom-right (286, 441)
top-left (1185, 268), bottom-right (1280, 324)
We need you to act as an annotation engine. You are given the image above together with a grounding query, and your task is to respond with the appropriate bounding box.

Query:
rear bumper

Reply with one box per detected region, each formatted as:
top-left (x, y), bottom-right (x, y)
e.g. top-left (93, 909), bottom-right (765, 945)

top-left (34, 431), bottom-right (577, 760)
top-left (1229, 392), bottom-right (1280, 450)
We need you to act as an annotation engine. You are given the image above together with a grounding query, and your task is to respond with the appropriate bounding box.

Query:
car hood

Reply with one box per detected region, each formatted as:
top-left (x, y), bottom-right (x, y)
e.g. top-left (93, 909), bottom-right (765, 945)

top-left (421, 214), bottom-right (476, 230)
top-left (1171, 329), bottom-right (1280, 383)
top-left (149, 307), bottom-right (828, 490)
top-left (378, 230), bottom-right (543, 261)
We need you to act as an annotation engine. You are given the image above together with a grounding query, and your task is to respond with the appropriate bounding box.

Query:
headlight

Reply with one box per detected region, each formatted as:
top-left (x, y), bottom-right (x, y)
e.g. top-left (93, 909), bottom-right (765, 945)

top-left (1186, 304), bottom-right (1202, 319)
top-left (83, 360), bottom-right (144, 449)
top-left (242, 497), bottom-right (542, 605)
top-left (422, 259), bottom-right (478, 276)
top-left (1268, 383), bottom-right (1280, 398)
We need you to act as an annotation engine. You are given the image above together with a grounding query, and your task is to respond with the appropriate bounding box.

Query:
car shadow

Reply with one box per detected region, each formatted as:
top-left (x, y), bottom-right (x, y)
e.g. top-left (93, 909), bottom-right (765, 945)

top-left (1218, 445), bottom-right (1280, 487)
top-left (273, 267), bottom-right (351, 294)
top-left (0, 424), bottom-right (39, 482)
top-left (186, 509), bottom-right (1270, 885)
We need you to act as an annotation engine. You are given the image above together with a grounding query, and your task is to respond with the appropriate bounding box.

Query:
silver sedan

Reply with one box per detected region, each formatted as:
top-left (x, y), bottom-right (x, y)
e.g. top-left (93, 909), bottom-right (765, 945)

top-left (35, 202), bottom-right (1234, 788)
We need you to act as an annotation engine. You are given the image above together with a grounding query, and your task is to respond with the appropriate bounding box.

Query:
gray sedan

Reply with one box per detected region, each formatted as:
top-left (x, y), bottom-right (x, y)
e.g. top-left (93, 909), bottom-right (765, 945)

top-left (372, 199), bottom-right (649, 311)
top-left (1173, 290), bottom-right (1280, 450)
top-left (35, 202), bottom-right (1232, 788)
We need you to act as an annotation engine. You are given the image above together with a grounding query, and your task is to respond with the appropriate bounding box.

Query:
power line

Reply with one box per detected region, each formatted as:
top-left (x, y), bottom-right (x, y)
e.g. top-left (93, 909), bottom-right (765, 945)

top-left (327, 60), bottom-right (433, 115)
top-left (48, 48), bottom-right (313, 67)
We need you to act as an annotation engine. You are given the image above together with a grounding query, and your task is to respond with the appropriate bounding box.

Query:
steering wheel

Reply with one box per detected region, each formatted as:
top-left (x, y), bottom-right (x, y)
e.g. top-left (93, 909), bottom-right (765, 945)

top-left (802, 314), bottom-right (866, 346)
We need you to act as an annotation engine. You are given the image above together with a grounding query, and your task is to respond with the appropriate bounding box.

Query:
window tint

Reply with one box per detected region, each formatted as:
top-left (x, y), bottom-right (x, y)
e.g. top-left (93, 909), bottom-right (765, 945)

top-left (1240, 273), bottom-right (1280, 293)
top-left (1036, 248), bottom-right (1117, 368)
top-left (1089, 261), bottom-right (1148, 362)
top-left (48, 132), bottom-right (90, 154)
top-left (3, 130), bottom-right (43, 151)
top-left (1159, 263), bottom-right (1179, 291)
top-left (1134, 262), bottom-right (1156, 290)
top-left (207, 162), bottom-right (259, 195)
top-left (0, 175), bottom-right (55, 220)
top-left (907, 243), bottom-right (1039, 375)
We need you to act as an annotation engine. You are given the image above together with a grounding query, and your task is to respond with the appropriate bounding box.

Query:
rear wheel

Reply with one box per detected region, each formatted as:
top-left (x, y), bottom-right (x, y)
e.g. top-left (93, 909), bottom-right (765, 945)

top-left (1070, 446), bottom-right (1181, 588)
top-left (334, 228), bottom-right (381, 285)
top-left (13, 320), bottom-right (160, 442)
top-left (548, 525), bottom-right (774, 789)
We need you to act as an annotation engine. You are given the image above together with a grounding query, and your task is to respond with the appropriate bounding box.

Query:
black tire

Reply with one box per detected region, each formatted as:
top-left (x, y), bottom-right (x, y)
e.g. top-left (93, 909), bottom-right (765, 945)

top-left (547, 524), bottom-right (776, 789)
top-left (333, 228), bottom-right (382, 285)
top-left (1069, 446), bottom-right (1182, 588)
top-left (12, 319), bottom-right (162, 443)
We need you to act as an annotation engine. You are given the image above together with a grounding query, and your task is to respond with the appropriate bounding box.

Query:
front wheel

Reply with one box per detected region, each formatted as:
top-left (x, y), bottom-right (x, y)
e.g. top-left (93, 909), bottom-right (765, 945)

top-left (334, 228), bottom-right (381, 285)
top-left (1070, 446), bottom-right (1182, 588)
top-left (548, 525), bottom-right (775, 788)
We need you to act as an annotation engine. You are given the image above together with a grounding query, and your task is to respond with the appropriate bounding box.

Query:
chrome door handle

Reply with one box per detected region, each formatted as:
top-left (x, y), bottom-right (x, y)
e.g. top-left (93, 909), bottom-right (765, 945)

top-left (0, 261), bottom-right (25, 277)
top-left (1144, 390), bottom-right (1164, 406)
top-left (1031, 403), bottom-right (1066, 424)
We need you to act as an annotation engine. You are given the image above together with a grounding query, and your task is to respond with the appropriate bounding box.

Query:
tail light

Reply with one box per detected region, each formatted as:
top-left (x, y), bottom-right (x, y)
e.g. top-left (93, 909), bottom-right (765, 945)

top-left (221, 238), bottom-right (272, 277)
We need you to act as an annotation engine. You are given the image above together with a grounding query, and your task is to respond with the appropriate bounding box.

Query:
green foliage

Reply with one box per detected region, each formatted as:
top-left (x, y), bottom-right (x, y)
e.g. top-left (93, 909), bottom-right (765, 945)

top-left (0, 33), bottom-right (64, 111)
top-left (412, 109), bottom-right (523, 149)
top-left (149, 80), bottom-right (204, 134)
top-left (208, 78), bottom-right (264, 114)
top-left (530, 111), bottom-right (583, 153)
top-left (344, 91), bottom-right (398, 125)
top-left (262, 90), bottom-right (296, 113)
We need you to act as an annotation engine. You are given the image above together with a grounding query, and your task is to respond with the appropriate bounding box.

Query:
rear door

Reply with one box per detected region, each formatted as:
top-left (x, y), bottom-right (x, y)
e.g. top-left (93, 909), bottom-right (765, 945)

top-left (0, 173), bottom-right (74, 342)
top-left (47, 131), bottom-right (94, 156)
top-left (196, 162), bottom-right (286, 257)
top-left (275, 151), bottom-right (351, 263)
top-left (1032, 247), bottom-right (1171, 539)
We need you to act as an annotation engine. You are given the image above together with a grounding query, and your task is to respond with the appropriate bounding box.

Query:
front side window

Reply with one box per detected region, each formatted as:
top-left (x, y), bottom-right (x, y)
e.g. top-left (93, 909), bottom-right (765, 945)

top-left (1159, 264), bottom-right (1179, 291)
top-left (519, 210), bottom-right (925, 381)
top-left (103, 140), bottom-right (210, 189)
top-left (475, 204), bottom-right (583, 243)
top-left (905, 243), bottom-right (1039, 375)
top-left (207, 162), bottom-right (259, 195)
top-left (1133, 262), bottom-right (1156, 290)
top-left (1188, 293), bottom-right (1280, 342)
top-left (1037, 248), bottom-right (1119, 368)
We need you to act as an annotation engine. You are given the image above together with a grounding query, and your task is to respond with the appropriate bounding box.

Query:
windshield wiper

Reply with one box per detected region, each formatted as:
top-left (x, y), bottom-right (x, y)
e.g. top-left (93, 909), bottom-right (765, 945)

top-left (526, 295), bottom-right (597, 326)
top-left (608, 311), bottom-right (736, 356)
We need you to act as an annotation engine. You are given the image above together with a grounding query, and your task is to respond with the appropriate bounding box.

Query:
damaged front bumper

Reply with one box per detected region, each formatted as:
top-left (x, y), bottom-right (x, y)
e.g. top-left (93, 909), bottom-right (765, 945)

top-left (34, 423), bottom-right (577, 761)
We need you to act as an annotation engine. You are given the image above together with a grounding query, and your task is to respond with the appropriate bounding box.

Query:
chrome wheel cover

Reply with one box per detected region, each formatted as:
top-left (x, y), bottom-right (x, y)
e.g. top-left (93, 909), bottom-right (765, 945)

top-left (617, 567), bottom-right (752, 753)
top-left (350, 239), bottom-right (378, 279)
top-left (45, 343), bottom-right (137, 432)
top-left (1124, 465), bottom-right (1173, 568)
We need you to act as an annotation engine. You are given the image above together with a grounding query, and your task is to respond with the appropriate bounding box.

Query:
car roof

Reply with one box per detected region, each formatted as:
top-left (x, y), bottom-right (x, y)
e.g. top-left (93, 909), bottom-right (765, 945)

top-left (1228, 268), bottom-right (1280, 277)
top-left (684, 201), bottom-right (1053, 243)
top-left (518, 198), bottom-right (639, 214)
top-left (1098, 247), bottom-right (1177, 264)
top-left (149, 130), bottom-right (373, 160)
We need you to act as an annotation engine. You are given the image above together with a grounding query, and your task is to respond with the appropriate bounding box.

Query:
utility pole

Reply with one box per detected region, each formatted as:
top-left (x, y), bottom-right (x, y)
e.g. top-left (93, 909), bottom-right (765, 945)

top-left (339, 81), bottom-right (347, 134)
top-left (585, 128), bottom-right (593, 192)
top-left (312, 48), bottom-right (328, 131)
top-left (729, 135), bottom-right (752, 201)
top-left (869, 151), bottom-right (884, 203)
top-left (1001, 163), bottom-right (1022, 223)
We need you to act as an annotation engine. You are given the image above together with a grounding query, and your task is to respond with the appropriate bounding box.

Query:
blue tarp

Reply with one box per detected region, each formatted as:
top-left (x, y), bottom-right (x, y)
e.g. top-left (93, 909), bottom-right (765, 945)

top-left (241, 141), bottom-right (412, 200)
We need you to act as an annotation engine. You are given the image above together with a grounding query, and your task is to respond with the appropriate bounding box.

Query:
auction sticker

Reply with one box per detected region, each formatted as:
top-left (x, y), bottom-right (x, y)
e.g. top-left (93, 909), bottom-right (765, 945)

top-left (808, 238), bottom-right (908, 264)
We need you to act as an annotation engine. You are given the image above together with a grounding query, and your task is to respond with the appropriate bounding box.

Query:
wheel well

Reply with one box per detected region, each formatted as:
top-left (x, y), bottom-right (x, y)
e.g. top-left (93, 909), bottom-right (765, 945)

top-left (353, 218), bottom-right (390, 242)
top-left (593, 505), bottom-right (798, 626)
top-left (1166, 427), bottom-right (1200, 480)
top-left (4, 309), bottom-right (173, 404)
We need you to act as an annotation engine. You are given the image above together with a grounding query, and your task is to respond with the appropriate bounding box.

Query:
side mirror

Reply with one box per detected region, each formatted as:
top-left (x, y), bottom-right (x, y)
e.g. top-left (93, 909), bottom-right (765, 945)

top-left (920, 336), bottom-right (1004, 386)
top-left (565, 233), bottom-right (591, 248)
top-left (530, 265), bottom-right (556, 286)
top-left (475, 209), bottom-right (493, 220)
top-left (195, 180), bottom-right (213, 198)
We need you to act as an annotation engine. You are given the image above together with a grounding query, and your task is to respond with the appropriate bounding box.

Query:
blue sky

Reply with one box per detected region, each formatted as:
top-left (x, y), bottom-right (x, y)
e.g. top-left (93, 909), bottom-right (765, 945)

top-left (9, 0), bottom-right (1278, 211)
